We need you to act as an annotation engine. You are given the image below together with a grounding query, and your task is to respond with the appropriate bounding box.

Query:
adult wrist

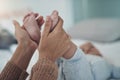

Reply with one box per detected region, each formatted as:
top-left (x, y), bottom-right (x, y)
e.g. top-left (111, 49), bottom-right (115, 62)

top-left (18, 40), bottom-right (37, 50)
top-left (10, 40), bottom-right (37, 70)
top-left (39, 53), bottom-right (56, 63)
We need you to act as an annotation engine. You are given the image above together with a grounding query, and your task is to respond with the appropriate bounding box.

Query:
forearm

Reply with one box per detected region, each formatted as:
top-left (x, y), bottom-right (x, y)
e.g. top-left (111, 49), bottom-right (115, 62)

top-left (0, 61), bottom-right (28, 80)
top-left (30, 58), bottom-right (58, 80)
top-left (0, 42), bottom-right (36, 80)
top-left (10, 42), bottom-right (36, 70)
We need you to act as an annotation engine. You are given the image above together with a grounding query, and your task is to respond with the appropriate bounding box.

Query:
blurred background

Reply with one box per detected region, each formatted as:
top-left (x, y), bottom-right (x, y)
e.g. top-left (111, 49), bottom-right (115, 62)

top-left (0, 0), bottom-right (74, 33)
top-left (0, 0), bottom-right (120, 39)
top-left (0, 0), bottom-right (74, 49)
top-left (0, 0), bottom-right (120, 74)
top-left (0, 0), bottom-right (120, 33)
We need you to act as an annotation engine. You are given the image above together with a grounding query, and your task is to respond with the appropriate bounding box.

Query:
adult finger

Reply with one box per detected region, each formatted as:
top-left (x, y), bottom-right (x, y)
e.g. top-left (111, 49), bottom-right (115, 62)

top-left (41, 16), bottom-right (52, 37)
top-left (53, 16), bottom-right (63, 31)
top-left (13, 20), bottom-right (23, 35)
top-left (13, 20), bottom-right (21, 30)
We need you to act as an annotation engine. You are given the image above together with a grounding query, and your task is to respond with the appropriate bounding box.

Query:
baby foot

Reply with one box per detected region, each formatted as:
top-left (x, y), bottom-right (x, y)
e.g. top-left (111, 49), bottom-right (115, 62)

top-left (50, 10), bottom-right (59, 31)
top-left (23, 12), bottom-right (44, 44)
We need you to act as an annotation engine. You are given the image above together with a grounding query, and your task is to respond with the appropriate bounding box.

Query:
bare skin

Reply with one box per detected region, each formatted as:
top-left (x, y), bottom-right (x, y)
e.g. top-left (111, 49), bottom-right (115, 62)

top-left (0, 11), bottom-right (76, 80)
top-left (23, 10), bottom-right (77, 60)
top-left (23, 10), bottom-right (59, 44)
top-left (80, 42), bottom-right (102, 57)
top-left (11, 14), bottom-right (71, 69)
top-left (11, 20), bottom-right (37, 70)
top-left (50, 10), bottom-right (59, 31)
top-left (10, 11), bottom-right (61, 70)
top-left (38, 16), bottom-right (71, 62)
top-left (50, 11), bottom-right (77, 59)
top-left (23, 12), bottom-right (44, 44)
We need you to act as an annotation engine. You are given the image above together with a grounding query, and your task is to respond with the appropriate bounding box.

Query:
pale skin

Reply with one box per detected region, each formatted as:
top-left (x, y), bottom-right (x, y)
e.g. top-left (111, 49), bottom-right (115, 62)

top-left (11, 13), bottom-right (45, 70)
top-left (11, 20), bottom-right (37, 70)
top-left (80, 42), bottom-right (102, 57)
top-left (10, 11), bottom-right (75, 72)
top-left (50, 10), bottom-right (59, 32)
top-left (23, 12), bottom-right (44, 44)
top-left (38, 16), bottom-right (71, 62)
top-left (23, 10), bottom-right (77, 60)
top-left (23, 10), bottom-right (59, 44)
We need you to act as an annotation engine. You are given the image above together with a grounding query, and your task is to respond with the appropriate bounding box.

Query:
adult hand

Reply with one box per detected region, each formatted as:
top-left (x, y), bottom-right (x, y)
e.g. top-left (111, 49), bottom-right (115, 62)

top-left (11, 20), bottom-right (37, 70)
top-left (38, 16), bottom-right (70, 62)
top-left (14, 20), bottom-right (37, 48)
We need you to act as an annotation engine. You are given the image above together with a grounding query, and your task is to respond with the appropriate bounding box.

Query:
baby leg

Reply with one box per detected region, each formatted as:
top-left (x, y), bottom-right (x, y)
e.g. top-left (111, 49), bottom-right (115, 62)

top-left (86, 55), bottom-right (113, 80)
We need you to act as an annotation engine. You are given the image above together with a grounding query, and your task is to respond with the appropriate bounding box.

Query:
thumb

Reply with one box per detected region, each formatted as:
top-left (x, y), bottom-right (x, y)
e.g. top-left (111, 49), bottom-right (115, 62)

top-left (42, 16), bottom-right (52, 37)
top-left (13, 20), bottom-right (21, 30)
top-left (53, 16), bottom-right (63, 32)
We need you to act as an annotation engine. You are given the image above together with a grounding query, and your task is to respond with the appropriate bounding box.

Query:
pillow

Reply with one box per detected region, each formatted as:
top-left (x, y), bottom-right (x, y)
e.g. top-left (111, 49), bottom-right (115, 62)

top-left (67, 19), bottom-right (120, 42)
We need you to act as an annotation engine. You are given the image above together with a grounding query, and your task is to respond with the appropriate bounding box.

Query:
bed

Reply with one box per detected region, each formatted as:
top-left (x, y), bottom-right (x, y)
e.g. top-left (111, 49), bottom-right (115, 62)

top-left (0, 39), bottom-right (120, 80)
top-left (0, 19), bottom-right (120, 79)
top-left (0, 39), bottom-right (120, 71)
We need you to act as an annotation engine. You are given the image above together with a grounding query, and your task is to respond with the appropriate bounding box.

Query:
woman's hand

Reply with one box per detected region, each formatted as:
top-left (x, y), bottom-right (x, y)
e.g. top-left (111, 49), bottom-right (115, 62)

top-left (14, 20), bottom-right (37, 48)
top-left (10, 20), bottom-right (38, 70)
top-left (38, 16), bottom-right (70, 62)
